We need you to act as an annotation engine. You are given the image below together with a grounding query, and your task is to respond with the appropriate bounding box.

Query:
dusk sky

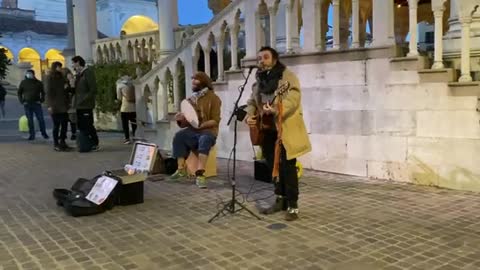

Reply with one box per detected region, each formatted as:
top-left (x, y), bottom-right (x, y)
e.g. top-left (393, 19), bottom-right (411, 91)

top-left (178, 0), bottom-right (213, 25)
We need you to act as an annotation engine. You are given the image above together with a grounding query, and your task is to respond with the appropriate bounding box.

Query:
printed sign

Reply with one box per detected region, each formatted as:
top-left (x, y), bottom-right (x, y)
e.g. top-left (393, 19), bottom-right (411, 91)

top-left (86, 176), bottom-right (118, 205)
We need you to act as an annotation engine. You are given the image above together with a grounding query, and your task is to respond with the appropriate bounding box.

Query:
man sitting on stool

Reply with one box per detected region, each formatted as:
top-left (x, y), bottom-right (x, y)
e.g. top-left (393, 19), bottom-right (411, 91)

top-left (169, 72), bottom-right (222, 189)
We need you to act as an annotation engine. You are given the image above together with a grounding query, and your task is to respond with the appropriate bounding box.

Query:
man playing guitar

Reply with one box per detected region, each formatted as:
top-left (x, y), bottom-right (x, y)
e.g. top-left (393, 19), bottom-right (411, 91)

top-left (169, 71), bottom-right (221, 189)
top-left (245, 46), bottom-right (311, 221)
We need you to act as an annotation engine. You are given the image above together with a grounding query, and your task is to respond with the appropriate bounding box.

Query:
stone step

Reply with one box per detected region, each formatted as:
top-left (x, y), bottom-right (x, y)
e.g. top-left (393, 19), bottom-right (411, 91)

top-left (386, 70), bottom-right (420, 85)
top-left (418, 68), bottom-right (457, 83)
top-left (390, 56), bottom-right (429, 71)
top-left (448, 81), bottom-right (480, 97)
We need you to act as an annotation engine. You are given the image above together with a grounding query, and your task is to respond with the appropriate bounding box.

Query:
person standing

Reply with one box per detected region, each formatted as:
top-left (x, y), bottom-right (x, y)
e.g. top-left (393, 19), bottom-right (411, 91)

top-left (17, 70), bottom-right (49, 140)
top-left (63, 68), bottom-right (77, 140)
top-left (71, 56), bottom-right (99, 151)
top-left (116, 75), bottom-right (137, 144)
top-left (245, 46), bottom-right (311, 221)
top-left (46, 62), bottom-right (71, 151)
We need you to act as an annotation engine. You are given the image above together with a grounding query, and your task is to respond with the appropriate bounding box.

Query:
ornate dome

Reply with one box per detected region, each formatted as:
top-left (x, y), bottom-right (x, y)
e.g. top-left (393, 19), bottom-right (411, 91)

top-left (208, 0), bottom-right (231, 15)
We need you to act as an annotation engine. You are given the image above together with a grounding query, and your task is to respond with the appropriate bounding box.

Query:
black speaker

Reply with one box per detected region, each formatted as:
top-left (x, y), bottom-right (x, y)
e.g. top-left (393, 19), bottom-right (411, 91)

top-left (254, 159), bottom-right (272, 183)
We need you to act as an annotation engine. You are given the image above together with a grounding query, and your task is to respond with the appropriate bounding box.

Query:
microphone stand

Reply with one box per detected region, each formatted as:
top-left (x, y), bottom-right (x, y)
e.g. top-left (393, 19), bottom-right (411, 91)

top-left (208, 66), bottom-right (262, 223)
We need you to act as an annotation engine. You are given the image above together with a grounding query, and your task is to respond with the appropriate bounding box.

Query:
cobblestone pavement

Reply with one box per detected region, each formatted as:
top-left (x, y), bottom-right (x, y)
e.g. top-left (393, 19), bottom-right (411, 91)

top-left (1, 135), bottom-right (480, 270)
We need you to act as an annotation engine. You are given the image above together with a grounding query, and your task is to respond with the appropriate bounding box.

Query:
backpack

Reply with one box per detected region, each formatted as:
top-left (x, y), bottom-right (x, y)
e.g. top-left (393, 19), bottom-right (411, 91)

top-left (123, 83), bottom-right (135, 103)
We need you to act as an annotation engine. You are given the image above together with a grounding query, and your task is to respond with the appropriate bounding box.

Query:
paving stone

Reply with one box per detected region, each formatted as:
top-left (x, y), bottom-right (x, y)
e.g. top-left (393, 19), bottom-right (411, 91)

top-left (1, 136), bottom-right (480, 269)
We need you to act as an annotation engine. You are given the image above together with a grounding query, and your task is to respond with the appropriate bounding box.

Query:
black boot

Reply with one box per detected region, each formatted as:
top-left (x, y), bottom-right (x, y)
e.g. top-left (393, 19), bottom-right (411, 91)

top-left (260, 196), bottom-right (287, 215)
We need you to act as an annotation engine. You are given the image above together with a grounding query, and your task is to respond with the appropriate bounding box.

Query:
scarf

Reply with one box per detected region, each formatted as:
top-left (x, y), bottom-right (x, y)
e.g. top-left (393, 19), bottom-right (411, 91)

top-left (188, 87), bottom-right (209, 105)
top-left (256, 61), bottom-right (286, 95)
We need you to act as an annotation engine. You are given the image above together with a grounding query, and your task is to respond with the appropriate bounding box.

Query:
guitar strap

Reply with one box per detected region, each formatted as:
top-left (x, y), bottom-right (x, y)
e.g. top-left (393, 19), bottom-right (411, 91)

top-left (272, 95), bottom-right (284, 181)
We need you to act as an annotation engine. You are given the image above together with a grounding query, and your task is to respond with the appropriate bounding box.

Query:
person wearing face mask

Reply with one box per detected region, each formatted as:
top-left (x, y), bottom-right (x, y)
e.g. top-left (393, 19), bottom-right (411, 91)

top-left (168, 71), bottom-right (222, 189)
top-left (245, 46), bottom-right (311, 221)
top-left (71, 55), bottom-right (99, 151)
top-left (17, 69), bottom-right (49, 140)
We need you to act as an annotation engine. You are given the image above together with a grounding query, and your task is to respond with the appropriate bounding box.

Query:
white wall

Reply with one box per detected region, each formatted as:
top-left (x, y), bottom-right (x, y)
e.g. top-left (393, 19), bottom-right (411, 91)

top-left (147, 56), bottom-right (480, 192)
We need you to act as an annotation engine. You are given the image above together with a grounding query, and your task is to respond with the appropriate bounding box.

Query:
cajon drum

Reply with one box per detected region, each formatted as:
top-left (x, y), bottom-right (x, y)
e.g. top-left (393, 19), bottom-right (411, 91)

top-left (186, 145), bottom-right (217, 178)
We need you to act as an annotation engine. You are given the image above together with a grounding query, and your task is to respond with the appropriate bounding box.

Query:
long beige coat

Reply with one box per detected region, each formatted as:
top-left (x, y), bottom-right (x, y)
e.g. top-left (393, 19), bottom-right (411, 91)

top-left (246, 68), bottom-right (311, 160)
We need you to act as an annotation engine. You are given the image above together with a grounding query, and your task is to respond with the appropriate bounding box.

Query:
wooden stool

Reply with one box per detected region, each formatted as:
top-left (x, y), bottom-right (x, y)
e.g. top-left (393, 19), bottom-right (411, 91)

top-left (186, 145), bottom-right (217, 178)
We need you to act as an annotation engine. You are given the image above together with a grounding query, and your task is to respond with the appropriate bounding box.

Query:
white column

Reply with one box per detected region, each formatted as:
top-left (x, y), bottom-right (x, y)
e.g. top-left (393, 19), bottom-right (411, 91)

top-left (352, 0), bottom-right (360, 48)
top-left (229, 26), bottom-right (239, 70)
top-left (172, 0), bottom-right (179, 28)
top-left (255, 11), bottom-right (263, 50)
top-left (204, 46), bottom-right (211, 77)
top-left (159, 81), bottom-right (169, 117)
top-left (148, 42), bottom-right (154, 62)
top-left (290, 0), bottom-right (300, 52)
top-left (155, 81), bottom-right (168, 120)
top-left (269, 6), bottom-right (278, 49)
top-left (173, 71), bottom-right (181, 111)
top-left (244, 3), bottom-right (258, 58)
top-left (276, 3), bottom-right (287, 52)
top-left (371, 0), bottom-right (395, 47)
top-left (332, 0), bottom-right (340, 50)
top-left (459, 17), bottom-right (473, 82)
top-left (286, 0), bottom-right (293, 53)
top-left (63, 0), bottom-right (75, 67)
top-left (151, 87), bottom-right (158, 124)
top-left (301, 0), bottom-right (315, 52)
top-left (216, 36), bottom-right (225, 81)
top-left (407, 0), bottom-right (419, 57)
top-left (158, 0), bottom-right (175, 59)
top-left (432, 8), bottom-right (445, 69)
top-left (318, 0), bottom-right (327, 51)
top-left (72, 0), bottom-right (97, 64)
top-left (183, 48), bottom-right (194, 98)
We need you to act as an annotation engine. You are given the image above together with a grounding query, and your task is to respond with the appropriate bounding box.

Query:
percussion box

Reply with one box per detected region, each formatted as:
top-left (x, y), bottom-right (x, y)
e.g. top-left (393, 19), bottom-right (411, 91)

top-left (254, 159), bottom-right (272, 183)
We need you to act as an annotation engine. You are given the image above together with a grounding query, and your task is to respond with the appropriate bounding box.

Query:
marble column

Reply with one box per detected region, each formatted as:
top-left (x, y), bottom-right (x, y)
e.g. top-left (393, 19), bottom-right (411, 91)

top-left (302, 0), bottom-right (317, 52)
top-left (268, 6), bottom-right (278, 49)
top-left (229, 26), bottom-right (239, 70)
top-left (286, 0), bottom-right (293, 53)
top-left (352, 0), bottom-right (360, 48)
top-left (72, 0), bottom-right (97, 64)
top-left (158, 0), bottom-right (175, 59)
top-left (407, 0), bottom-right (419, 57)
top-left (276, 2), bottom-right (287, 53)
top-left (332, 0), bottom-right (340, 50)
top-left (459, 16), bottom-right (473, 82)
top-left (216, 36), bottom-right (225, 81)
top-left (183, 48), bottom-right (194, 98)
top-left (204, 46), bottom-right (211, 77)
top-left (244, 3), bottom-right (258, 58)
top-left (289, 0), bottom-right (300, 52)
top-left (63, 0), bottom-right (75, 66)
top-left (173, 71), bottom-right (181, 111)
top-left (432, 8), bottom-right (445, 69)
top-left (371, 0), bottom-right (395, 47)
top-left (255, 11), bottom-right (263, 51)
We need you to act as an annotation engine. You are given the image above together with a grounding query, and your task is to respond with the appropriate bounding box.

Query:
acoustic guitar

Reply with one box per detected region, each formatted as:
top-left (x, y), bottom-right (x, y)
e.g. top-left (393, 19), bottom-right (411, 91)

top-left (249, 81), bottom-right (291, 146)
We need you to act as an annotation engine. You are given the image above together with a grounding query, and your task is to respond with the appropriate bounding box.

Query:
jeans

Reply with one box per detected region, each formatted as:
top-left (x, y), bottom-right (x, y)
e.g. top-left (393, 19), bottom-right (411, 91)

top-left (261, 130), bottom-right (299, 208)
top-left (68, 112), bottom-right (77, 136)
top-left (172, 128), bottom-right (216, 159)
top-left (51, 113), bottom-right (68, 146)
top-left (121, 112), bottom-right (137, 140)
top-left (24, 103), bottom-right (47, 138)
top-left (76, 109), bottom-right (99, 146)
